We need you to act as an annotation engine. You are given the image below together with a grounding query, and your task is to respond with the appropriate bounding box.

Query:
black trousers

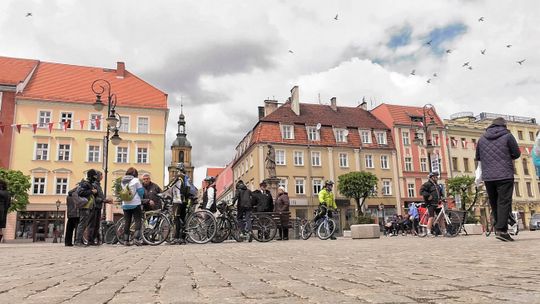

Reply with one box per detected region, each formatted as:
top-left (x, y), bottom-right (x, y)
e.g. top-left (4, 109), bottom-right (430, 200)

top-left (65, 217), bottom-right (79, 245)
top-left (484, 179), bottom-right (514, 232)
top-left (75, 209), bottom-right (92, 244)
top-left (87, 208), bottom-right (101, 243)
top-left (123, 206), bottom-right (142, 240)
top-left (172, 203), bottom-right (187, 240)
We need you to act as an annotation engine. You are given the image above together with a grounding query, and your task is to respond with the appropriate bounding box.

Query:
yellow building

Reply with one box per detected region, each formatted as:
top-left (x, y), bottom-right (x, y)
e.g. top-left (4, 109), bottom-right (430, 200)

top-left (446, 112), bottom-right (540, 228)
top-left (232, 86), bottom-right (400, 231)
top-left (5, 60), bottom-right (168, 241)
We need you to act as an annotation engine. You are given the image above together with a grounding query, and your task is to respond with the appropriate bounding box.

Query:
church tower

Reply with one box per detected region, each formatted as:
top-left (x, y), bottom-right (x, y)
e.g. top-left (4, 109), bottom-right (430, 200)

top-left (168, 103), bottom-right (194, 181)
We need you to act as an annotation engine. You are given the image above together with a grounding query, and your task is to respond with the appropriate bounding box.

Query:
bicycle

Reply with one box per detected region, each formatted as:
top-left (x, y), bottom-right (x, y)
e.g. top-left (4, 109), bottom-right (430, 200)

top-left (417, 201), bottom-right (463, 237)
top-left (299, 205), bottom-right (336, 240)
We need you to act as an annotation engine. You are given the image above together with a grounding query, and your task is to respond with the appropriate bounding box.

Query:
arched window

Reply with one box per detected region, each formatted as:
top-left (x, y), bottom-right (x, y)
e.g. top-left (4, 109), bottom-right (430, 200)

top-left (179, 151), bottom-right (185, 163)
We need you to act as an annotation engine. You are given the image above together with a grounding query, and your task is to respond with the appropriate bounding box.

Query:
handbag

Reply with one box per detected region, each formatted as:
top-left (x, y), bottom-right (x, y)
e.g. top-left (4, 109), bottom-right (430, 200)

top-left (474, 162), bottom-right (482, 186)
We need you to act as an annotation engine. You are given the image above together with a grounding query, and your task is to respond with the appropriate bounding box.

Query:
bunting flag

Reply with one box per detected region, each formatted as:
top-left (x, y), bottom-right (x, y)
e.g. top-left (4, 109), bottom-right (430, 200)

top-left (0, 125), bottom-right (4, 134)
top-left (63, 121), bottom-right (70, 131)
top-left (32, 123), bottom-right (38, 134)
top-left (79, 120), bottom-right (85, 129)
top-left (525, 147), bottom-right (530, 154)
top-left (15, 124), bottom-right (21, 133)
top-left (0, 118), bottom-right (103, 136)
top-left (95, 117), bottom-right (101, 130)
top-left (48, 122), bottom-right (54, 133)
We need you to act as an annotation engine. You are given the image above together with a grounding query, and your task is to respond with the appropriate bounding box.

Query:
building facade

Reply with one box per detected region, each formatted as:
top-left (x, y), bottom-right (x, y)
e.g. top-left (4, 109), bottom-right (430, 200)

top-left (232, 86), bottom-right (400, 230)
top-left (3, 58), bottom-right (168, 242)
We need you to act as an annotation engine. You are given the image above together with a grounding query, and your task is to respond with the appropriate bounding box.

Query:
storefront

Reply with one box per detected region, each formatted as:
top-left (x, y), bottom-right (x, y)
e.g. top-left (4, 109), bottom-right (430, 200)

top-left (15, 211), bottom-right (65, 242)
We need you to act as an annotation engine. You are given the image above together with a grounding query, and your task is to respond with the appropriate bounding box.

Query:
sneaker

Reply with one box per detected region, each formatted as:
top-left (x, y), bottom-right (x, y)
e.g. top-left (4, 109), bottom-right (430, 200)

top-left (133, 239), bottom-right (143, 246)
top-left (74, 242), bottom-right (85, 247)
top-left (248, 234), bottom-right (253, 243)
top-left (496, 232), bottom-right (514, 242)
top-left (330, 236), bottom-right (337, 240)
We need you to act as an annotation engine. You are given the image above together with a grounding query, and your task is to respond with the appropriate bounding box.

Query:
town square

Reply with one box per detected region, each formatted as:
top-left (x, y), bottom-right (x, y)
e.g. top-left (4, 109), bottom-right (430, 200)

top-left (0, 1), bottom-right (540, 303)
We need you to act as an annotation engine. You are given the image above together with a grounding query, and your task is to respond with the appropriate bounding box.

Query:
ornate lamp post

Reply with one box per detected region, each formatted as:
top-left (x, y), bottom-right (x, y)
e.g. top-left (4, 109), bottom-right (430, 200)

top-left (91, 79), bottom-right (122, 220)
top-left (53, 199), bottom-right (61, 243)
top-left (411, 104), bottom-right (438, 173)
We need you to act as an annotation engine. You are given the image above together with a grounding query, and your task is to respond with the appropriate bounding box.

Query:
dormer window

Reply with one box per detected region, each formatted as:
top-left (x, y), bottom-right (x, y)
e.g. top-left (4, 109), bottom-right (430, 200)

top-left (375, 131), bottom-right (387, 145)
top-left (307, 126), bottom-right (320, 141)
top-left (281, 125), bottom-right (294, 139)
top-left (360, 130), bottom-right (372, 144)
top-left (335, 128), bottom-right (348, 143)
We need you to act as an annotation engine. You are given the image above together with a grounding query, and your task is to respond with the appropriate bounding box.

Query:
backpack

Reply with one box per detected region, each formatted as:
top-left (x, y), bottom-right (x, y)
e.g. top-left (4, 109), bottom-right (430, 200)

top-left (69, 186), bottom-right (89, 209)
top-left (119, 183), bottom-right (135, 201)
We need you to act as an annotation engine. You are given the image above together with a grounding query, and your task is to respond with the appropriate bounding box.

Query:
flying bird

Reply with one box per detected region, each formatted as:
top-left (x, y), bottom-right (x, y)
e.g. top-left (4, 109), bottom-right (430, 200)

top-left (478, 17), bottom-right (484, 22)
top-left (25, 13), bottom-right (32, 17)
top-left (462, 62), bottom-right (470, 67)
top-left (445, 49), bottom-right (452, 54)
top-left (427, 79), bottom-right (431, 84)
top-left (506, 44), bottom-right (512, 48)
top-left (288, 50), bottom-right (294, 54)
top-left (410, 69), bottom-right (416, 75)
top-left (334, 14), bottom-right (338, 20)
top-left (517, 59), bottom-right (526, 65)
top-left (433, 73), bottom-right (438, 77)
top-left (481, 49), bottom-right (486, 55)
top-left (468, 66), bottom-right (473, 70)
top-left (425, 40), bottom-right (432, 46)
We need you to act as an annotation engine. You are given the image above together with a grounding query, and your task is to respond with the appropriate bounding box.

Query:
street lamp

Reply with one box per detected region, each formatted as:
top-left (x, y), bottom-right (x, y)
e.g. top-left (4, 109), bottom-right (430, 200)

top-left (53, 199), bottom-right (61, 243)
top-left (91, 79), bottom-right (123, 221)
top-left (411, 104), bottom-right (438, 173)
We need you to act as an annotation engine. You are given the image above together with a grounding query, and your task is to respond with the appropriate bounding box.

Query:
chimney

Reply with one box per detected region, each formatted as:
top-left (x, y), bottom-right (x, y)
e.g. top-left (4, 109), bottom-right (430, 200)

top-left (290, 86), bottom-right (300, 115)
top-left (264, 100), bottom-right (278, 116)
top-left (330, 97), bottom-right (337, 111)
top-left (359, 101), bottom-right (367, 110)
top-left (116, 62), bottom-right (125, 78)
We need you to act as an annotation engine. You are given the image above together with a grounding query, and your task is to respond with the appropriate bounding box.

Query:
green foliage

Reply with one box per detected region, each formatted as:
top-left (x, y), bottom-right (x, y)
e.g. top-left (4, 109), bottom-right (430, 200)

top-left (447, 175), bottom-right (476, 210)
top-left (465, 212), bottom-right (479, 224)
top-left (354, 214), bottom-right (376, 224)
top-left (112, 177), bottom-right (123, 202)
top-left (337, 171), bottom-right (378, 216)
top-left (0, 168), bottom-right (31, 212)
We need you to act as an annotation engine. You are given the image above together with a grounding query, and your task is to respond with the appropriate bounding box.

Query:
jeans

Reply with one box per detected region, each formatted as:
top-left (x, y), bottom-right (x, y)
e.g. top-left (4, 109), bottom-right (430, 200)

top-left (123, 206), bottom-right (142, 240)
top-left (237, 207), bottom-right (252, 233)
top-left (65, 217), bottom-right (79, 245)
top-left (75, 208), bottom-right (91, 244)
top-left (484, 179), bottom-right (514, 232)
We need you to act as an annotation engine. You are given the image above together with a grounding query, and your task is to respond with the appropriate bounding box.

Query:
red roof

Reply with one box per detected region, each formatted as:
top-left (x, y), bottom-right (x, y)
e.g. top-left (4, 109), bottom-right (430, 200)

top-left (371, 103), bottom-right (444, 128)
top-left (206, 167), bottom-right (225, 178)
top-left (13, 58), bottom-right (167, 109)
top-left (0, 56), bottom-right (38, 86)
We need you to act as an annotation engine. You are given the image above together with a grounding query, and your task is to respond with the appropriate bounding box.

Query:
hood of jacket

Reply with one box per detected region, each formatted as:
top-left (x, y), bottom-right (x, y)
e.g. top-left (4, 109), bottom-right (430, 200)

top-left (484, 125), bottom-right (509, 140)
top-left (237, 183), bottom-right (247, 191)
top-left (121, 175), bottom-right (135, 185)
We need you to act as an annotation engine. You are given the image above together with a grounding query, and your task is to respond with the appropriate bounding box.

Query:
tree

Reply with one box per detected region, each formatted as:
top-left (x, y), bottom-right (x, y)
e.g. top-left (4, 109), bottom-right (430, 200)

top-left (337, 171), bottom-right (378, 217)
top-left (446, 175), bottom-right (476, 211)
top-left (0, 168), bottom-right (31, 212)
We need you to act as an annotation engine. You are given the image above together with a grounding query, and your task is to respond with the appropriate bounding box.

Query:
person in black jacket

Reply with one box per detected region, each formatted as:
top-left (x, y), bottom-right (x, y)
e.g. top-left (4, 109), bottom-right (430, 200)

top-left (252, 181), bottom-right (273, 212)
top-left (232, 180), bottom-right (253, 241)
top-left (0, 179), bottom-right (11, 243)
top-left (420, 172), bottom-right (445, 236)
top-left (74, 169), bottom-right (98, 246)
top-left (141, 173), bottom-right (163, 211)
top-left (65, 186), bottom-right (80, 246)
top-left (87, 171), bottom-right (110, 245)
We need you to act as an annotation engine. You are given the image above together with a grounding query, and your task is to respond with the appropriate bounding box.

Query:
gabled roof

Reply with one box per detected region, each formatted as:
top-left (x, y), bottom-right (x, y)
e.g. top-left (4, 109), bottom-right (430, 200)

top-left (206, 167), bottom-right (225, 178)
top-left (371, 103), bottom-right (444, 128)
top-left (0, 56), bottom-right (38, 86)
top-left (16, 59), bottom-right (167, 109)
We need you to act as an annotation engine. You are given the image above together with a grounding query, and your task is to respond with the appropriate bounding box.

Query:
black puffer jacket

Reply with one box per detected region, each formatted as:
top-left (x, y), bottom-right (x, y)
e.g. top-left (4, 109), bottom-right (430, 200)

top-left (420, 180), bottom-right (441, 206)
top-left (233, 184), bottom-right (253, 209)
top-left (475, 125), bottom-right (521, 181)
top-left (252, 189), bottom-right (273, 212)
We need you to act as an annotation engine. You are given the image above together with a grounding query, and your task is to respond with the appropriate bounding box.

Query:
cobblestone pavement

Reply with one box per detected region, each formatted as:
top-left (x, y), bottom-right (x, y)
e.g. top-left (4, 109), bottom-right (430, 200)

top-left (1, 231), bottom-right (540, 304)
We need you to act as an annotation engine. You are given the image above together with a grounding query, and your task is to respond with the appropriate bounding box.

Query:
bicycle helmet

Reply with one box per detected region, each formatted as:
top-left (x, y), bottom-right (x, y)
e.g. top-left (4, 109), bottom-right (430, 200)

top-left (324, 180), bottom-right (334, 186)
top-left (428, 172), bottom-right (439, 178)
top-left (176, 162), bottom-right (186, 172)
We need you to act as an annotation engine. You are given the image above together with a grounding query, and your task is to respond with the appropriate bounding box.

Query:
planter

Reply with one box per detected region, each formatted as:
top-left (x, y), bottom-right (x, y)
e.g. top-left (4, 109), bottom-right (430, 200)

top-left (342, 230), bottom-right (352, 238)
top-left (350, 224), bottom-right (380, 239)
top-left (463, 223), bottom-right (483, 235)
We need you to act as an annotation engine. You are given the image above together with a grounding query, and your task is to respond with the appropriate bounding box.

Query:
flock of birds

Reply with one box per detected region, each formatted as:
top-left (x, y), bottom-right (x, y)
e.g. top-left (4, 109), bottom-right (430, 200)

top-left (287, 15), bottom-right (527, 85)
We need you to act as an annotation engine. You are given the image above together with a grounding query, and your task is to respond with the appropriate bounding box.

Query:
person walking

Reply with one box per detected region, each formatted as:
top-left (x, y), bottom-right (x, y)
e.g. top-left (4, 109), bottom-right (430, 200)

top-left (476, 117), bottom-right (521, 242)
top-left (232, 180), bottom-right (253, 242)
top-left (141, 173), bottom-right (163, 211)
top-left (120, 167), bottom-right (145, 246)
top-left (274, 186), bottom-right (290, 240)
top-left (74, 169), bottom-right (98, 246)
top-left (65, 186), bottom-right (80, 246)
top-left (0, 179), bottom-right (11, 243)
top-left (252, 181), bottom-right (273, 213)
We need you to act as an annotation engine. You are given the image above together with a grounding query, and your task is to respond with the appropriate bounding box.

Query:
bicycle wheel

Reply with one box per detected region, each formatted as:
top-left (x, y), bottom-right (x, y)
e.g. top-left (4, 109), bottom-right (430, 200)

top-left (115, 217), bottom-right (136, 245)
top-left (142, 213), bottom-right (171, 246)
top-left (104, 225), bottom-right (118, 244)
top-left (300, 219), bottom-right (313, 240)
top-left (251, 214), bottom-right (277, 242)
top-left (211, 217), bottom-right (231, 243)
top-left (417, 224), bottom-right (428, 237)
top-left (446, 212), bottom-right (462, 237)
top-left (185, 210), bottom-right (217, 244)
top-left (317, 218), bottom-right (336, 240)
top-left (230, 218), bottom-right (242, 242)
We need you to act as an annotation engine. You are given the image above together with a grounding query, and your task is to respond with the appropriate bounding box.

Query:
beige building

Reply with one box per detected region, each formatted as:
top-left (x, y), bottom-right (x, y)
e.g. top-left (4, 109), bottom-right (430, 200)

top-left (445, 112), bottom-right (540, 228)
top-left (232, 86), bottom-right (401, 231)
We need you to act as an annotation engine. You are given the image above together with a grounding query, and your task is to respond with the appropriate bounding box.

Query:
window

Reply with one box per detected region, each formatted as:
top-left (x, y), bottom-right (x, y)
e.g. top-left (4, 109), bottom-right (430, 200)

top-left (116, 147), bottom-right (128, 163)
top-left (281, 125), bottom-right (294, 139)
top-left (276, 150), bottom-right (286, 165)
top-left (523, 158), bottom-right (529, 175)
top-left (119, 116), bottom-right (130, 133)
top-left (339, 153), bottom-right (349, 168)
top-left (420, 158), bottom-right (428, 172)
top-left (249, 155), bottom-right (253, 168)
top-left (407, 183), bottom-right (415, 198)
top-left (35, 143), bottom-right (49, 160)
top-left (460, 138), bottom-right (466, 148)
top-left (137, 117), bottom-right (149, 134)
top-left (58, 144), bottom-right (71, 161)
top-left (450, 137), bottom-right (457, 148)
top-left (311, 151), bottom-right (321, 166)
top-left (375, 131), bottom-right (387, 145)
top-left (382, 179), bottom-right (392, 196)
top-left (526, 182), bottom-right (533, 197)
top-left (432, 133), bottom-right (440, 146)
top-left (529, 131), bottom-right (535, 141)
top-left (90, 114), bottom-right (102, 131)
top-left (463, 158), bottom-right (470, 172)
top-left (60, 112), bottom-right (73, 129)
top-left (365, 155), bottom-right (374, 168)
top-left (402, 131), bottom-right (410, 146)
top-left (295, 178), bottom-right (305, 195)
top-left (33, 177), bottom-right (46, 194)
top-left (472, 138), bottom-right (477, 146)
top-left (293, 151), bottom-right (304, 166)
top-left (278, 178), bottom-right (288, 191)
top-left (137, 147), bottom-right (148, 164)
top-left (452, 157), bottom-right (459, 171)
top-left (307, 126), bottom-right (320, 141)
top-left (514, 182), bottom-right (521, 197)
top-left (517, 130), bottom-right (523, 140)
top-left (404, 157), bottom-right (412, 171)
top-left (88, 145), bottom-right (100, 162)
top-left (335, 129), bottom-right (347, 143)
top-left (55, 178), bottom-right (68, 195)
top-left (380, 155), bottom-right (389, 169)
top-left (38, 111), bottom-right (51, 128)
top-left (360, 130), bottom-right (371, 144)
top-left (312, 179), bottom-right (323, 195)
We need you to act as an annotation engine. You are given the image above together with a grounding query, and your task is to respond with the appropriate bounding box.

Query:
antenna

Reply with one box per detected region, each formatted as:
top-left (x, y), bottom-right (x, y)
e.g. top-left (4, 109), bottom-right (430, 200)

top-left (318, 93), bottom-right (321, 104)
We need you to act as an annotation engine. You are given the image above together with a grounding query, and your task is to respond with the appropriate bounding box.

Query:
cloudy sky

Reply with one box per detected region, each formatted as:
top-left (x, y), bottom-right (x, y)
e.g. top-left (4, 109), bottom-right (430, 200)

top-left (2, 0), bottom-right (539, 185)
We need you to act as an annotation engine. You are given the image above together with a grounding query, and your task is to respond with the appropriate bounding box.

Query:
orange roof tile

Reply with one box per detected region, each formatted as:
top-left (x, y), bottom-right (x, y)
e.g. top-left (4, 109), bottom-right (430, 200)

top-left (18, 60), bottom-right (167, 109)
top-left (0, 56), bottom-right (38, 86)
top-left (206, 167), bottom-right (225, 178)
top-left (371, 103), bottom-right (444, 127)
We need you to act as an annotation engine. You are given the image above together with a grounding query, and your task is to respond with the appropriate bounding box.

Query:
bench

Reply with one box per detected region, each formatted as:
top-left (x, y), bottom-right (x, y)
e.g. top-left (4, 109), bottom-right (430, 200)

top-left (252, 212), bottom-right (292, 229)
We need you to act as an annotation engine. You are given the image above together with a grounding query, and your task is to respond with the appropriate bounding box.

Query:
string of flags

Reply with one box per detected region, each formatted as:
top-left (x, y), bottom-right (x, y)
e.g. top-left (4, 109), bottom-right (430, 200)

top-left (0, 117), bottom-right (101, 135)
